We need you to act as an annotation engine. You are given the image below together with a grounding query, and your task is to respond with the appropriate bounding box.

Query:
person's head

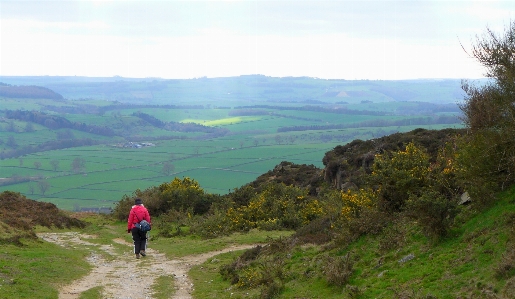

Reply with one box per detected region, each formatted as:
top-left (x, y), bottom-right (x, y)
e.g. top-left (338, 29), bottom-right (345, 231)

top-left (134, 198), bottom-right (142, 205)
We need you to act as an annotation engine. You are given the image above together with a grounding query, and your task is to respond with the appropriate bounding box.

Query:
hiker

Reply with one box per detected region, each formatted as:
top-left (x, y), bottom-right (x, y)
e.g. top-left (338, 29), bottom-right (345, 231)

top-left (127, 198), bottom-right (151, 259)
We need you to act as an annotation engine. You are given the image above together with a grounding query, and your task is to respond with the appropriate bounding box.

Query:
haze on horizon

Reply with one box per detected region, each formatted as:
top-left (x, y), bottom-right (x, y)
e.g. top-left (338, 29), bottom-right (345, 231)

top-left (1, 0), bottom-right (514, 81)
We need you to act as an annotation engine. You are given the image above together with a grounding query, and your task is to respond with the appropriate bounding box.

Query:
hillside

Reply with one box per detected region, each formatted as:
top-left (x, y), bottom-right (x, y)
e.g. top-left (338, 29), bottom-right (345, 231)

top-left (322, 127), bottom-right (467, 191)
top-left (1, 124), bottom-right (514, 298)
top-left (0, 191), bottom-right (85, 244)
top-left (3, 175), bottom-right (515, 298)
top-left (193, 185), bottom-right (515, 298)
top-left (232, 128), bottom-right (466, 197)
top-left (0, 83), bottom-right (64, 100)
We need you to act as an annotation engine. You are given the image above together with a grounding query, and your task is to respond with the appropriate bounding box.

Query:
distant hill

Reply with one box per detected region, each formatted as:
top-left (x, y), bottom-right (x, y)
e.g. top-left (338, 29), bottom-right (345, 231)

top-left (0, 75), bottom-right (476, 105)
top-left (0, 82), bottom-right (64, 100)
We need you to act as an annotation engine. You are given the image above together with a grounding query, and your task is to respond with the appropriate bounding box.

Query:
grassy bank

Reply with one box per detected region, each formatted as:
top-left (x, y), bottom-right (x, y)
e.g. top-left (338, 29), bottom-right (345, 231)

top-left (189, 186), bottom-right (515, 298)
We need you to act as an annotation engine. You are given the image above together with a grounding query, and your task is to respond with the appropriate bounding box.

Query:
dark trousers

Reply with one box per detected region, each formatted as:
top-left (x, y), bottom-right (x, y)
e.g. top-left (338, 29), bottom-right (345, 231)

top-left (131, 227), bottom-right (147, 254)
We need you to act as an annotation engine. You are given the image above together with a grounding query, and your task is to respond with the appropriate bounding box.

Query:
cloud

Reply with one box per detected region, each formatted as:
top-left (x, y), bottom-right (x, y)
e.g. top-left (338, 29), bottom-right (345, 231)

top-left (0, 0), bottom-right (510, 79)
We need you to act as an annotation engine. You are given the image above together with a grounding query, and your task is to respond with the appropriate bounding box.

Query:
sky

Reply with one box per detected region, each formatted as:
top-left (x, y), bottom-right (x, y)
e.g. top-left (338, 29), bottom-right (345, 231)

top-left (1, 0), bottom-right (514, 80)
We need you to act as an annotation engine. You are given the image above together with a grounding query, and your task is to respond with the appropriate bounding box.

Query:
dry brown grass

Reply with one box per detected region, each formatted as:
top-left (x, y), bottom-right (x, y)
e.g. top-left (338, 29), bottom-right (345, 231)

top-left (0, 191), bottom-right (86, 245)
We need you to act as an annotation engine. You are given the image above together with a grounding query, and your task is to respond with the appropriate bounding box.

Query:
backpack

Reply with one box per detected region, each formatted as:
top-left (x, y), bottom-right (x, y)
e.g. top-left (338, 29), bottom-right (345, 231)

top-left (135, 219), bottom-right (151, 232)
top-left (133, 211), bottom-right (152, 232)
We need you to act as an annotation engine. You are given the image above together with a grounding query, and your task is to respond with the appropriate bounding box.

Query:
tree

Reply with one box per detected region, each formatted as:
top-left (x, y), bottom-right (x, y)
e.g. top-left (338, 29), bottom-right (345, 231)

top-left (38, 180), bottom-right (50, 195)
top-left (56, 130), bottom-right (75, 140)
top-left (162, 161), bottom-right (175, 175)
top-left (71, 157), bottom-right (86, 173)
top-left (6, 136), bottom-right (17, 148)
top-left (28, 183), bottom-right (35, 195)
top-left (24, 122), bottom-right (34, 132)
top-left (6, 120), bottom-right (16, 132)
top-left (458, 22), bottom-right (515, 196)
top-left (50, 159), bottom-right (60, 171)
top-left (34, 161), bottom-right (42, 169)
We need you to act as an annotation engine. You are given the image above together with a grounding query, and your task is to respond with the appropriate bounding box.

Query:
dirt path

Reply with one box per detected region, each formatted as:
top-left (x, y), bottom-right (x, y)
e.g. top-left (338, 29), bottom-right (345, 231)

top-left (38, 232), bottom-right (253, 299)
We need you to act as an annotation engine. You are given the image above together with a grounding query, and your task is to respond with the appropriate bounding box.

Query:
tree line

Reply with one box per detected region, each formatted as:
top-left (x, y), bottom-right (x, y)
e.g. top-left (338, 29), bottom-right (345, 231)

top-left (4, 110), bottom-right (115, 136)
top-left (228, 109), bottom-right (322, 122)
top-left (44, 103), bottom-right (206, 115)
top-left (234, 104), bottom-right (388, 116)
top-left (133, 111), bottom-right (229, 135)
top-left (0, 138), bottom-right (99, 160)
top-left (277, 115), bottom-right (461, 132)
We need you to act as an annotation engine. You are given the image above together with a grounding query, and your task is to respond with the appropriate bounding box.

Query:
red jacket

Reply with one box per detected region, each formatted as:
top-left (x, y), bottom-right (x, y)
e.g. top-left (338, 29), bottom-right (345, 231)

top-left (127, 205), bottom-right (151, 231)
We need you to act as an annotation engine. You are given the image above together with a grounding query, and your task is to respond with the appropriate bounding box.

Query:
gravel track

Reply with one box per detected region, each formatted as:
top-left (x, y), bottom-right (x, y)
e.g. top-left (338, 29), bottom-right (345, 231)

top-left (38, 232), bottom-right (253, 299)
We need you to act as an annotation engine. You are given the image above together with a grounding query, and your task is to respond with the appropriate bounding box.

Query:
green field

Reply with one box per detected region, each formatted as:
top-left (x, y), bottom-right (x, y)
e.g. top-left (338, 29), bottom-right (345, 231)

top-left (0, 76), bottom-right (466, 211)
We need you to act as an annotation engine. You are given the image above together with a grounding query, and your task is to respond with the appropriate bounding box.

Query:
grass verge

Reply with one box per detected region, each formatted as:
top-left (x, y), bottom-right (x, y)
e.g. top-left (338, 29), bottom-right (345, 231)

top-left (0, 238), bottom-right (91, 299)
top-left (150, 229), bottom-right (294, 258)
top-left (78, 286), bottom-right (103, 299)
top-left (151, 275), bottom-right (176, 299)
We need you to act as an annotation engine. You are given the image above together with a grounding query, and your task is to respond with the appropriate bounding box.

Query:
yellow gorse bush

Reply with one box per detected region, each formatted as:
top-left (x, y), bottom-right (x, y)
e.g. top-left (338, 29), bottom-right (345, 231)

top-left (225, 183), bottom-right (315, 231)
top-left (339, 189), bottom-right (376, 220)
top-left (161, 177), bottom-right (204, 193)
top-left (299, 199), bottom-right (323, 224)
top-left (373, 142), bottom-right (430, 180)
top-left (370, 142), bottom-right (432, 211)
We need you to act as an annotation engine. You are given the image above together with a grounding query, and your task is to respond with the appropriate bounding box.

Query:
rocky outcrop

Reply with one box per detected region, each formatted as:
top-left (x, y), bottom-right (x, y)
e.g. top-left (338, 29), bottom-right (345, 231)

top-left (322, 128), bottom-right (466, 190)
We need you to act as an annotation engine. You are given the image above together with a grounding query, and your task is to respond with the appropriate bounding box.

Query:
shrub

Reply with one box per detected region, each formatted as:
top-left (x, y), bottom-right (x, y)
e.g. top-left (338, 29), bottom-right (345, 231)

top-left (154, 209), bottom-right (190, 237)
top-left (188, 210), bottom-right (232, 238)
top-left (219, 262), bottom-right (239, 285)
top-left (257, 257), bottom-right (285, 285)
top-left (220, 245), bottom-right (263, 284)
top-left (339, 188), bottom-right (376, 220)
top-left (346, 285), bottom-right (363, 299)
top-left (293, 217), bottom-right (333, 245)
top-left (259, 281), bottom-right (284, 299)
top-left (158, 177), bottom-right (211, 214)
top-left (331, 208), bottom-right (391, 250)
top-left (262, 236), bottom-right (296, 255)
top-left (325, 252), bottom-right (354, 287)
top-left (378, 220), bottom-right (407, 252)
top-left (112, 177), bottom-right (219, 222)
top-left (225, 182), bottom-right (310, 232)
top-left (236, 268), bottom-right (262, 288)
top-left (369, 142), bottom-right (430, 212)
top-left (404, 189), bottom-right (459, 239)
top-left (237, 256), bottom-right (286, 297)
top-left (457, 22), bottom-right (515, 202)
top-left (454, 132), bottom-right (501, 206)
top-left (495, 248), bottom-right (515, 279)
